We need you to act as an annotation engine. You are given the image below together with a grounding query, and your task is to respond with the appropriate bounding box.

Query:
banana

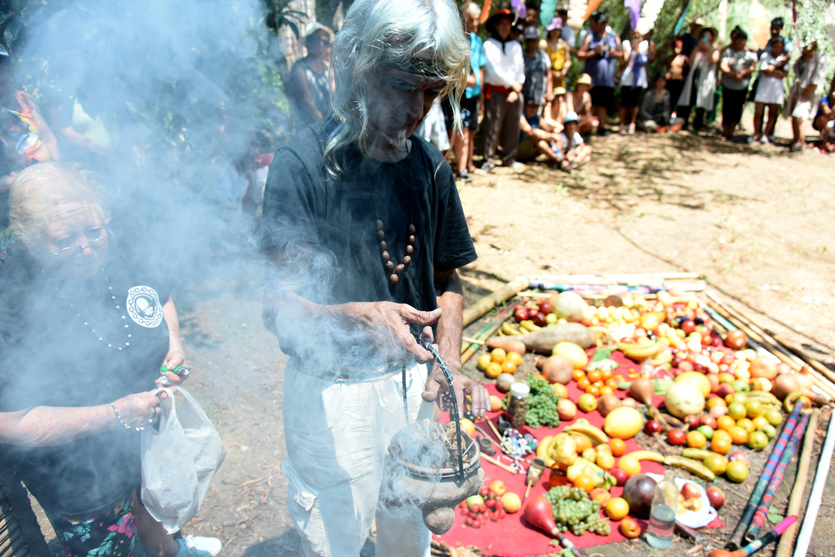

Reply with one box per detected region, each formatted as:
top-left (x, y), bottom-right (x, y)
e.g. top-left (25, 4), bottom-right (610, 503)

top-left (746, 391), bottom-right (781, 405)
top-left (650, 348), bottom-right (673, 366)
top-left (537, 436), bottom-right (556, 467)
top-left (501, 322), bottom-right (522, 336)
top-left (647, 406), bottom-right (670, 432)
top-left (624, 450), bottom-right (665, 462)
top-left (520, 320), bottom-right (541, 331)
top-left (565, 422), bottom-right (610, 445)
top-left (681, 448), bottom-right (713, 461)
top-left (663, 455), bottom-right (716, 481)
top-left (617, 339), bottom-right (663, 360)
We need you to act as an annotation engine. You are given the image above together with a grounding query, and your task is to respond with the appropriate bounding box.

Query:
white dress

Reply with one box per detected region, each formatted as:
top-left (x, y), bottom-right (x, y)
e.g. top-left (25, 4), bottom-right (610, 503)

top-left (754, 53), bottom-right (785, 105)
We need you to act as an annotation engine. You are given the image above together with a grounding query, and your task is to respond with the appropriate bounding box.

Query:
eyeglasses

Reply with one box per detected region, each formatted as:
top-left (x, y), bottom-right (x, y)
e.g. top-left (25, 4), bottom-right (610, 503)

top-left (312, 37), bottom-right (331, 47)
top-left (50, 227), bottom-right (112, 257)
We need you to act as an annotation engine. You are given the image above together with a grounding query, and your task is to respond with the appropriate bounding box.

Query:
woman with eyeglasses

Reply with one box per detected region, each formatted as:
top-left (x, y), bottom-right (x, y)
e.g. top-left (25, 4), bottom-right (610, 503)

top-left (287, 23), bottom-right (334, 133)
top-left (0, 162), bottom-right (216, 557)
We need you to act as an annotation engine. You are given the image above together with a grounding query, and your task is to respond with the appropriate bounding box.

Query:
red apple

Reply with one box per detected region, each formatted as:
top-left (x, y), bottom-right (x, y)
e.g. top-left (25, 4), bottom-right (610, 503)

top-left (728, 452), bottom-right (750, 468)
top-left (679, 360), bottom-right (694, 372)
top-left (514, 307), bottom-right (529, 323)
top-left (589, 488), bottom-right (611, 505)
top-left (721, 353), bottom-right (736, 366)
top-left (684, 415), bottom-right (701, 430)
top-left (621, 516), bottom-right (642, 539)
top-left (680, 482), bottom-right (701, 500)
top-left (706, 373), bottom-right (720, 394)
top-left (644, 420), bottom-right (662, 435)
top-left (609, 468), bottom-right (629, 487)
top-left (532, 312), bottom-right (548, 327)
top-left (700, 415), bottom-right (718, 429)
top-left (717, 383), bottom-right (736, 399)
top-left (539, 301), bottom-right (553, 315)
top-left (667, 429), bottom-right (686, 446)
top-left (489, 479), bottom-right (506, 496)
top-left (706, 486), bottom-right (726, 510)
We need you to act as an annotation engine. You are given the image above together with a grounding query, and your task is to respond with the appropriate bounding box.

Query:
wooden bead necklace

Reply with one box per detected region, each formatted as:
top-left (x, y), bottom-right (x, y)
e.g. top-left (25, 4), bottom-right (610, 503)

top-left (376, 220), bottom-right (415, 283)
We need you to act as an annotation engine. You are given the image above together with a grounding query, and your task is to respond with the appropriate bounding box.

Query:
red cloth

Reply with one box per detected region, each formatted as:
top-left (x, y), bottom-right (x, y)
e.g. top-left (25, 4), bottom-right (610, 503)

top-left (436, 351), bottom-right (721, 556)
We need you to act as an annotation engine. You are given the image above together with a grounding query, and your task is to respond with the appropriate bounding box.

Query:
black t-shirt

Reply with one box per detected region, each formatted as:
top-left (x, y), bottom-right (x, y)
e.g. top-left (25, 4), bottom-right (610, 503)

top-left (261, 118), bottom-right (477, 365)
top-left (0, 244), bottom-right (171, 519)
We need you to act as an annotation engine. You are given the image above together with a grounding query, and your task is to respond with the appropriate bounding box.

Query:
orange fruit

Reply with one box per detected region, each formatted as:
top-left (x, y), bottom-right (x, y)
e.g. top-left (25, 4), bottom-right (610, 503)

top-left (577, 378), bottom-right (591, 390)
top-left (729, 426), bottom-right (749, 445)
top-left (609, 438), bottom-right (627, 457)
top-left (600, 386), bottom-right (614, 396)
top-left (587, 369), bottom-right (602, 383)
top-left (593, 380), bottom-right (604, 388)
top-left (490, 348), bottom-right (507, 364)
top-left (573, 369), bottom-right (586, 382)
top-left (501, 360), bottom-right (517, 374)
top-left (573, 473), bottom-right (595, 494)
top-left (485, 362), bottom-right (503, 379)
top-left (618, 456), bottom-right (642, 476)
top-left (707, 397), bottom-right (727, 409)
top-left (586, 385), bottom-right (601, 397)
top-left (602, 369), bottom-right (613, 380)
top-left (717, 416), bottom-right (736, 432)
top-left (607, 378), bottom-right (619, 389)
top-left (686, 430), bottom-right (707, 449)
top-left (506, 351), bottom-right (523, 365)
top-left (571, 433), bottom-right (593, 454)
top-left (606, 497), bottom-right (630, 520)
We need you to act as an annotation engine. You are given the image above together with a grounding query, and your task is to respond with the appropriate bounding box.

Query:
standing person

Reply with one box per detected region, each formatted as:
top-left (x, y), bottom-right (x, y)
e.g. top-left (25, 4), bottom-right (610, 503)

top-left (676, 20), bottom-right (705, 127)
top-left (639, 73), bottom-right (672, 132)
top-left (785, 41), bottom-right (829, 152)
top-left (286, 23), bottom-right (334, 133)
top-left (556, 7), bottom-right (575, 48)
top-left (451, 2), bottom-right (486, 182)
top-left (568, 73), bottom-right (597, 134)
top-left (577, 11), bottom-right (623, 136)
top-left (764, 18), bottom-right (793, 63)
top-left (260, 1), bottom-right (489, 556)
top-left (544, 18), bottom-right (571, 95)
top-left (665, 39), bottom-right (688, 118)
top-left (523, 26), bottom-right (553, 112)
top-left (481, 9), bottom-right (525, 172)
top-left (719, 29), bottom-right (758, 141)
top-left (619, 29), bottom-right (654, 134)
top-left (752, 37), bottom-right (788, 144)
top-left (677, 26), bottom-right (719, 132)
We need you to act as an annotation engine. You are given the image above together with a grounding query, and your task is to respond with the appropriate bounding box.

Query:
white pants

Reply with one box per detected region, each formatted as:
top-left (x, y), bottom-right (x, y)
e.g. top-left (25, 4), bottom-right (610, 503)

top-left (282, 360), bottom-right (434, 557)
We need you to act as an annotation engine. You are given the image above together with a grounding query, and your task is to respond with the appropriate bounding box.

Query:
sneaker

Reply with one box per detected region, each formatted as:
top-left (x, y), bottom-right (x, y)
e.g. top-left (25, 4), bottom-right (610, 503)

top-left (455, 169), bottom-right (471, 183)
top-left (628, 123), bottom-right (636, 135)
top-left (619, 126), bottom-right (627, 135)
top-left (597, 128), bottom-right (610, 137)
top-left (185, 537), bottom-right (222, 557)
top-left (767, 135), bottom-right (776, 144)
top-left (790, 143), bottom-right (803, 152)
top-left (174, 538), bottom-right (216, 557)
top-left (481, 159), bottom-right (496, 173)
top-left (759, 135), bottom-right (769, 145)
top-left (746, 135), bottom-right (755, 144)
top-left (508, 161), bottom-right (525, 171)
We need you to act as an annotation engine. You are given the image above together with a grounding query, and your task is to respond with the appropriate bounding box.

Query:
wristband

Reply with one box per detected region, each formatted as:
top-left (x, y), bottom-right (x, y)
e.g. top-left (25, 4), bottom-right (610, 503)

top-left (110, 402), bottom-right (155, 432)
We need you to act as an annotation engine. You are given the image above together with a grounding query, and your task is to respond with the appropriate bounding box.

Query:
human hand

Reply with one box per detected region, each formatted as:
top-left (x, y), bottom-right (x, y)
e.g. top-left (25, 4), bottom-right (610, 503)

top-left (345, 301), bottom-right (441, 363)
top-left (112, 391), bottom-right (161, 429)
top-left (507, 91), bottom-right (519, 104)
top-left (159, 349), bottom-right (187, 385)
top-left (422, 369), bottom-right (489, 419)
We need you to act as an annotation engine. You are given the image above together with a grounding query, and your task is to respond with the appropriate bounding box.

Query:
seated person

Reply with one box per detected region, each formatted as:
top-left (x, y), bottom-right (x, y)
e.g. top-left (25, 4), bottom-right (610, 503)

top-left (813, 91), bottom-right (835, 153)
top-left (639, 73), bottom-right (672, 133)
top-left (545, 86), bottom-right (569, 131)
top-left (568, 74), bottom-right (597, 134)
top-left (516, 104), bottom-right (564, 165)
top-left (554, 112), bottom-right (592, 170)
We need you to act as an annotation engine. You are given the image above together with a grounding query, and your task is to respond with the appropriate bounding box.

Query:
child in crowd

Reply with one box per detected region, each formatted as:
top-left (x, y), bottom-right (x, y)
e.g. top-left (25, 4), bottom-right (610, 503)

top-left (544, 17), bottom-right (571, 95)
top-left (569, 74), bottom-right (597, 135)
top-left (639, 73), bottom-right (672, 133)
top-left (619, 29), bottom-right (654, 134)
top-left (546, 86), bottom-right (569, 130)
top-left (665, 39), bottom-right (687, 116)
top-left (813, 90), bottom-right (835, 153)
top-left (752, 37), bottom-right (788, 144)
top-left (555, 112), bottom-right (592, 171)
top-left (517, 104), bottom-right (566, 165)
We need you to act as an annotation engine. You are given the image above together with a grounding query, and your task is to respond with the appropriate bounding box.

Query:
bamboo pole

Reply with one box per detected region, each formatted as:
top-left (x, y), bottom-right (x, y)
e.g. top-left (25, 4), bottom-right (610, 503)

top-left (462, 276), bottom-right (530, 327)
top-left (712, 294), bottom-right (835, 387)
top-left (775, 409), bottom-right (819, 557)
top-left (460, 300), bottom-right (521, 364)
top-left (793, 411), bottom-right (835, 556)
top-left (481, 454), bottom-right (518, 473)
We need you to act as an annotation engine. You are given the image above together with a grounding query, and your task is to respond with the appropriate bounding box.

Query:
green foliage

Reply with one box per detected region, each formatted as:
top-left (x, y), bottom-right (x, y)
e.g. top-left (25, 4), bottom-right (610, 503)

top-left (0, 0), bottom-right (47, 55)
top-left (264, 0), bottom-right (307, 38)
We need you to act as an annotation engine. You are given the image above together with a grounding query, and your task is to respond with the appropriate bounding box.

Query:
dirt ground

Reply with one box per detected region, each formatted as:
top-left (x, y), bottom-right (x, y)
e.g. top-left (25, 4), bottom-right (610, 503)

top-left (41, 118), bottom-right (835, 557)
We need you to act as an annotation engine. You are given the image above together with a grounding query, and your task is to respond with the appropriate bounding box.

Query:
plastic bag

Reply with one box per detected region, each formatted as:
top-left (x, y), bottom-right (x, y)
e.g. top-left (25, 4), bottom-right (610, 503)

top-left (140, 386), bottom-right (226, 533)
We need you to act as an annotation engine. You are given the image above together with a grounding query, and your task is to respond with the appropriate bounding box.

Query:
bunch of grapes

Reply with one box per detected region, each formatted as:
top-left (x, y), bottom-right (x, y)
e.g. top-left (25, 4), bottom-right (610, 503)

top-left (525, 375), bottom-right (560, 428)
top-left (544, 486), bottom-right (612, 536)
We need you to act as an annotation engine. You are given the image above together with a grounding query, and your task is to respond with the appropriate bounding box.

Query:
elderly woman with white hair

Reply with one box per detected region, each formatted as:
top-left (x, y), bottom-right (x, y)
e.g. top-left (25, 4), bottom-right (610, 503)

top-left (0, 162), bottom-right (214, 557)
top-left (261, 0), bottom-right (488, 555)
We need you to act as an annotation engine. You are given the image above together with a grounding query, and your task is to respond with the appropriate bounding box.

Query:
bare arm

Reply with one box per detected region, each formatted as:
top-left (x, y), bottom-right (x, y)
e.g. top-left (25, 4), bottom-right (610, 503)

top-left (610, 37), bottom-right (624, 59)
top-left (287, 63), bottom-right (323, 124)
top-left (576, 35), bottom-right (595, 60)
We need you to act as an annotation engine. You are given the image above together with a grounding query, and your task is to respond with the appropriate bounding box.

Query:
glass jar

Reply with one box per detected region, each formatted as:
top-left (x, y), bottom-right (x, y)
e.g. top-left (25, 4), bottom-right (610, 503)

top-left (507, 383), bottom-right (530, 427)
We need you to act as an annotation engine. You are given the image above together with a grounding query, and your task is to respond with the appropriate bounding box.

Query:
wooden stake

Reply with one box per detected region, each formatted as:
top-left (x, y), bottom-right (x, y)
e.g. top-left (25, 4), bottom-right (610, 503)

top-left (792, 411), bottom-right (835, 556)
top-left (462, 276), bottom-right (530, 327)
top-left (481, 454), bottom-right (518, 473)
top-left (462, 337), bottom-right (485, 345)
top-left (774, 409), bottom-right (819, 557)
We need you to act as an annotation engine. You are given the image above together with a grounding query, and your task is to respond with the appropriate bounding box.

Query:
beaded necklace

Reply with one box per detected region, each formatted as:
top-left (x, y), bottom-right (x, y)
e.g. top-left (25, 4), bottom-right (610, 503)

top-left (369, 143), bottom-right (416, 284)
top-left (58, 275), bottom-right (132, 351)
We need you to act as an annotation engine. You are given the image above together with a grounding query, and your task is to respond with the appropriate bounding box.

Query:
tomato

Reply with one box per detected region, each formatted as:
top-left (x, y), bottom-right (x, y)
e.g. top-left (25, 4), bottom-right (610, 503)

top-left (602, 369), bottom-right (613, 380)
top-left (586, 385), bottom-right (601, 397)
top-left (609, 438), bottom-right (627, 457)
top-left (587, 369), bottom-right (602, 383)
top-left (501, 360), bottom-right (517, 374)
top-left (573, 369), bottom-right (586, 382)
top-left (577, 378), bottom-right (590, 390)
top-left (600, 386), bottom-right (614, 396)
top-left (667, 429), bottom-right (687, 446)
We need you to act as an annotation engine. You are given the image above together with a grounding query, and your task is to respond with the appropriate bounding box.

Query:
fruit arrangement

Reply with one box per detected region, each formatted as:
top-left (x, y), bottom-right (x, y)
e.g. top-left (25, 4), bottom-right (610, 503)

top-left (459, 482), bottom-right (512, 528)
top-left (500, 375), bottom-right (561, 428)
top-left (543, 486), bottom-right (612, 536)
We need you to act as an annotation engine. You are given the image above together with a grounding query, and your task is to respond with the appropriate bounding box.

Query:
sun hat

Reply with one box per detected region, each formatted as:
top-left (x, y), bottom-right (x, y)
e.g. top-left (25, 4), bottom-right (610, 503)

top-left (575, 73), bottom-right (592, 86)
top-left (554, 86), bottom-right (567, 95)
top-left (523, 26), bottom-right (540, 40)
top-left (564, 111), bottom-right (579, 124)
top-left (546, 17), bottom-right (563, 31)
top-left (306, 22), bottom-right (334, 40)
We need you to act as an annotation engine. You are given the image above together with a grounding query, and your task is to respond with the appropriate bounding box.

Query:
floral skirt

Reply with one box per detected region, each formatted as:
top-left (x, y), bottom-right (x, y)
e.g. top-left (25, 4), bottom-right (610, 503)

top-left (45, 490), bottom-right (138, 557)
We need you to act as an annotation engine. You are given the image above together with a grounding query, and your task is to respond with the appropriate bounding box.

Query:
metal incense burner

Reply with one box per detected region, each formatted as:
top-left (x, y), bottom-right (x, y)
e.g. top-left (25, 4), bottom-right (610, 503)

top-left (381, 341), bottom-right (483, 535)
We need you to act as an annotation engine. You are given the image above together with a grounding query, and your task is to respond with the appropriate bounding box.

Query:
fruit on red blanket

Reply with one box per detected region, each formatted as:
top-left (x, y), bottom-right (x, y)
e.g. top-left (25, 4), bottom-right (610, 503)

top-left (644, 419), bottom-right (661, 435)
top-left (589, 488), bottom-right (611, 505)
top-left (623, 474), bottom-right (657, 518)
top-left (680, 482), bottom-right (701, 500)
top-left (557, 398), bottom-right (577, 421)
top-left (621, 516), bottom-right (642, 539)
top-left (490, 395), bottom-right (503, 412)
top-left (501, 492), bottom-right (521, 513)
top-left (667, 429), bottom-right (686, 446)
top-left (609, 467), bottom-right (629, 486)
top-left (578, 393), bottom-right (597, 413)
top-left (489, 479), bottom-right (507, 496)
top-left (706, 486), bottom-right (726, 510)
